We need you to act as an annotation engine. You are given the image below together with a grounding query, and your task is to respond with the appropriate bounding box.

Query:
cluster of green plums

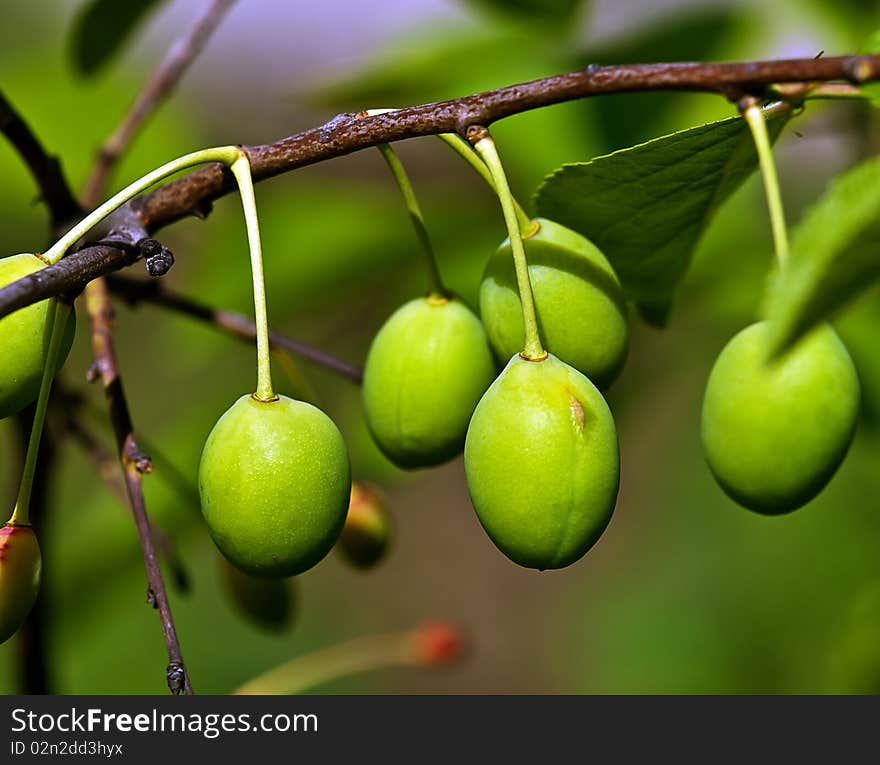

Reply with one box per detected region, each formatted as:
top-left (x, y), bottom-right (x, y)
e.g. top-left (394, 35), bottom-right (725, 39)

top-left (0, 210), bottom-right (864, 643)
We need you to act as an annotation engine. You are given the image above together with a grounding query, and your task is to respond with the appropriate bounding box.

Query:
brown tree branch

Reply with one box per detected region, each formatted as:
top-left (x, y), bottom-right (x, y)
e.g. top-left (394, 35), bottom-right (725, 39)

top-left (84, 278), bottom-right (192, 694)
top-left (0, 52), bottom-right (877, 320)
top-left (59, 397), bottom-right (190, 593)
top-left (0, 90), bottom-right (81, 231)
top-left (107, 274), bottom-right (363, 383)
top-left (82, 0), bottom-right (238, 208)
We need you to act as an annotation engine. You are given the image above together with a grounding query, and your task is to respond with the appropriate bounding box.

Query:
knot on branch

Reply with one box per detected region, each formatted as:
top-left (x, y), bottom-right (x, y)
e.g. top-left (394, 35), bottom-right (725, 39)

top-left (166, 663), bottom-right (187, 695)
top-left (138, 238), bottom-right (175, 277)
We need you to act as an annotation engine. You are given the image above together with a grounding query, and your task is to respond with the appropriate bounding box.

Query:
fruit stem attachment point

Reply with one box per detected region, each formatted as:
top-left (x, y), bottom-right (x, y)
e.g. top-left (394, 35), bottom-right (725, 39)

top-left (376, 142), bottom-right (446, 296)
top-left (742, 101), bottom-right (790, 269)
top-left (229, 150), bottom-right (275, 403)
top-left (8, 300), bottom-right (72, 526)
top-left (43, 146), bottom-right (242, 265)
top-left (436, 134), bottom-right (533, 234)
top-left (471, 129), bottom-right (545, 361)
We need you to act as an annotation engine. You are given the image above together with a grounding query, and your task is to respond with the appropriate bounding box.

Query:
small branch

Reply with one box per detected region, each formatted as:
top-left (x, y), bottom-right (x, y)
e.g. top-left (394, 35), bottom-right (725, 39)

top-left (1, 53), bottom-right (879, 318)
top-left (82, 0), bottom-right (238, 208)
top-left (84, 278), bottom-right (192, 694)
top-left (107, 275), bottom-right (363, 383)
top-left (0, 90), bottom-right (81, 231)
top-left (60, 399), bottom-right (190, 593)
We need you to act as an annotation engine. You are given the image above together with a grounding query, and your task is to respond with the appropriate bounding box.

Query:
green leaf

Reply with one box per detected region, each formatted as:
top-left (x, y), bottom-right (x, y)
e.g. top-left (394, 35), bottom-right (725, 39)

top-left (463, 0), bottom-right (585, 23)
top-left (69, 0), bottom-right (168, 76)
top-left (534, 113), bottom-right (788, 324)
top-left (766, 156), bottom-right (880, 355)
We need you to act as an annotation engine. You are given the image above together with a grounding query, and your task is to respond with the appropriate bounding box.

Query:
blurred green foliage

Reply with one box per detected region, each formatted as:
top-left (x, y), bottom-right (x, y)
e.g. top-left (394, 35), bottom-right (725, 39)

top-left (0, 0), bottom-right (878, 694)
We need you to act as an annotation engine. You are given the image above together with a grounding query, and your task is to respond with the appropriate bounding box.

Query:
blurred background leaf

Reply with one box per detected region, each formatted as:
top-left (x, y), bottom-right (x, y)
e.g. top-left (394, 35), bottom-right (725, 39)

top-left (69, 0), bottom-right (170, 77)
top-left (767, 155), bottom-right (880, 355)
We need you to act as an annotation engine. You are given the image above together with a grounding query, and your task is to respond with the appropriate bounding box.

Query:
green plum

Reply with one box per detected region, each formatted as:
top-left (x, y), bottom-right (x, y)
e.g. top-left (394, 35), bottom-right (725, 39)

top-left (464, 353), bottom-right (620, 570)
top-left (479, 219), bottom-right (629, 388)
top-left (0, 524), bottom-right (41, 645)
top-left (0, 254), bottom-right (76, 419)
top-left (337, 482), bottom-right (392, 569)
top-left (199, 394), bottom-right (351, 578)
top-left (701, 321), bottom-right (859, 515)
top-left (220, 556), bottom-right (296, 632)
top-left (362, 295), bottom-right (496, 469)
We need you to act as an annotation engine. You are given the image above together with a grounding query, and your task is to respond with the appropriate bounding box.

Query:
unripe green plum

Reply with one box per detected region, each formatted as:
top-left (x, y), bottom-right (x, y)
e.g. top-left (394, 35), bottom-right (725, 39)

top-left (337, 482), bottom-right (392, 569)
top-left (464, 353), bottom-right (620, 570)
top-left (0, 254), bottom-right (76, 419)
top-left (479, 219), bottom-right (628, 388)
top-left (0, 524), bottom-right (41, 645)
top-left (220, 557), bottom-right (296, 632)
top-left (701, 321), bottom-right (859, 515)
top-left (362, 295), bottom-right (496, 469)
top-left (199, 394), bottom-right (351, 578)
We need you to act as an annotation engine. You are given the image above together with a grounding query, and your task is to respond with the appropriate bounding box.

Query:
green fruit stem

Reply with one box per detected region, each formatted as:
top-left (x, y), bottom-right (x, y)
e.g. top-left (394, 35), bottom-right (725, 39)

top-left (436, 134), bottom-right (532, 233)
top-left (43, 146), bottom-right (243, 265)
top-left (234, 628), bottom-right (422, 695)
top-left (376, 142), bottom-right (445, 296)
top-left (8, 300), bottom-right (72, 526)
top-left (361, 110), bottom-right (531, 234)
top-left (41, 145), bottom-right (275, 401)
top-left (228, 152), bottom-right (275, 402)
top-left (742, 102), bottom-right (790, 269)
top-left (473, 133), bottom-right (545, 360)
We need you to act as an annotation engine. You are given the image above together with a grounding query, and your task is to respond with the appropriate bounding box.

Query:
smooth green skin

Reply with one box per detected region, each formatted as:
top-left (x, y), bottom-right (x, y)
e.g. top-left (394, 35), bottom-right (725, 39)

top-left (0, 254), bottom-right (76, 419)
top-left (199, 394), bottom-right (351, 578)
top-left (701, 321), bottom-right (860, 515)
top-left (464, 353), bottom-right (620, 570)
top-left (0, 524), bottom-right (41, 645)
top-left (220, 557), bottom-right (295, 632)
top-left (362, 296), bottom-right (496, 469)
top-left (480, 219), bottom-right (629, 389)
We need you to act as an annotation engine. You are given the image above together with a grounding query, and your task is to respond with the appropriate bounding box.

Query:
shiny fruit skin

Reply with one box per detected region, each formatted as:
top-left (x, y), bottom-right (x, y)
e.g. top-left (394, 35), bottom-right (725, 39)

top-left (220, 557), bottom-right (296, 632)
top-left (701, 321), bottom-right (859, 515)
top-left (199, 394), bottom-right (351, 578)
top-left (0, 254), bottom-right (76, 419)
top-left (362, 295), bottom-right (496, 469)
top-left (0, 524), bottom-right (41, 645)
top-left (464, 353), bottom-right (620, 570)
top-left (337, 482), bottom-right (391, 569)
top-left (479, 219), bottom-right (628, 388)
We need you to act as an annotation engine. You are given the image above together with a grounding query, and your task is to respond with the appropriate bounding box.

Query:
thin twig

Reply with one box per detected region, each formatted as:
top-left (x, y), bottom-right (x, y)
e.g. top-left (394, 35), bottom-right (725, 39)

top-left (84, 279), bottom-right (191, 694)
top-left (107, 275), bottom-right (363, 383)
top-left (60, 402), bottom-right (190, 593)
top-left (82, 0), bottom-right (238, 208)
top-left (0, 90), bottom-right (81, 232)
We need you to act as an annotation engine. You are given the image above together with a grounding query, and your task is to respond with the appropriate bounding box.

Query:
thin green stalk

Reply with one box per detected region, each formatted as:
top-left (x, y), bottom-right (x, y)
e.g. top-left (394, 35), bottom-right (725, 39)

top-left (362, 109), bottom-right (531, 233)
top-left (474, 133), bottom-right (545, 361)
top-left (8, 301), bottom-right (71, 526)
top-left (229, 152), bottom-right (275, 402)
top-left (743, 103), bottom-right (789, 269)
top-left (234, 630), bottom-right (416, 695)
top-left (437, 133), bottom-right (532, 233)
top-left (43, 146), bottom-right (242, 265)
top-left (376, 142), bottom-right (445, 296)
